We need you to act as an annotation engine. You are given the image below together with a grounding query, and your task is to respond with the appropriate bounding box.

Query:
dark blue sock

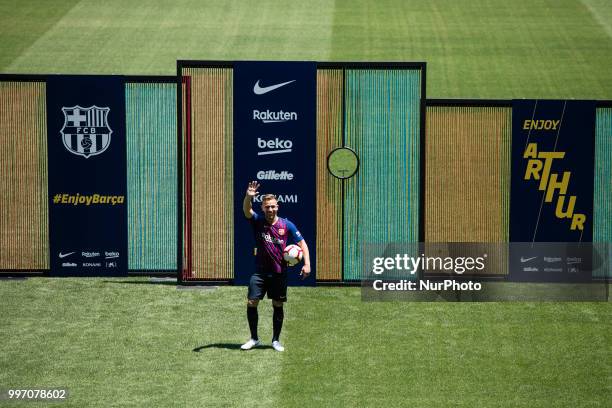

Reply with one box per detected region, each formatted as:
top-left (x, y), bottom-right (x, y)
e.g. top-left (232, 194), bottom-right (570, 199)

top-left (247, 306), bottom-right (258, 341)
top-left (272, 305), bottom-right (284, 342)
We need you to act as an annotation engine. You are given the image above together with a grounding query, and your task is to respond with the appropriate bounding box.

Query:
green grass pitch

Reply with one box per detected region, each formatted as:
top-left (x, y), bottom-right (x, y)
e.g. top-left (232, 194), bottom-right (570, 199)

top-left (0, 0), bottom-right (611, 407)
top-left (1, 0), bottom-right (611, 98)
top-left (1, 278), bottom-right (610, 407)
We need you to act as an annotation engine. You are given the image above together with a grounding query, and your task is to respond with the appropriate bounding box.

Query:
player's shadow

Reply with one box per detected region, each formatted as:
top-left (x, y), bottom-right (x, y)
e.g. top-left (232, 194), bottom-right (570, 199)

top-left (193, 343), bottom-right (273, 352)
top-left (102, 280), bottom-right (178, 286)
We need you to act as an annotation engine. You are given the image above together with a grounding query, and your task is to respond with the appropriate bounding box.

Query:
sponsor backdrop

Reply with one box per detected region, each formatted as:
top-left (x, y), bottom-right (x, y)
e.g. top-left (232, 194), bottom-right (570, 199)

top-left (233, 61), bottom-right (316, 286)
top-left (46, 75), bottom-right (127, 276)
top-left (509, 99), bottom-right (596, 281)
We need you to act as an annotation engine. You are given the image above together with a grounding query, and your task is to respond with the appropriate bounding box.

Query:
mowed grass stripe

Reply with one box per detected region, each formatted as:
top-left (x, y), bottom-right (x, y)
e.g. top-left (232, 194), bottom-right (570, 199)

top-left (1, 279), bottom-right (610, 407)
top-left (330, 0), bottom-right (612, 98)
top-left (278, 288), bottom-right (610, 407)
top-left (1, 1), bottom-right (610, 98)
top-left (581, 0), bottom-right (612, 39)
top-left (3, 0), bottom-right (337, 75)
top-left (0, 0), bottom-right (80, 71)
top-left (0, 278), bottom-right (283, 408)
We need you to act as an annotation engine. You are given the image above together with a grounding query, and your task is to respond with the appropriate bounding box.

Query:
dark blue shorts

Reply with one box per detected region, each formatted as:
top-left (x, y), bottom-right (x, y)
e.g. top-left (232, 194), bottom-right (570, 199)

top-left (248, 271), bottom-right (287, 302)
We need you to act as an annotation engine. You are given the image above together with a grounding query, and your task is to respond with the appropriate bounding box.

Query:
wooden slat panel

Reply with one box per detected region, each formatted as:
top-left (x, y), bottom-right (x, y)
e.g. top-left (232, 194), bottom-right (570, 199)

top-left (425, 106), bottom-right (511, 275)
top-left (183, 68), bottom-right (233, 280)
top-left (0, 82), bottom-right (49, 270)
top-left (316, 69), bottom-right (343, 281)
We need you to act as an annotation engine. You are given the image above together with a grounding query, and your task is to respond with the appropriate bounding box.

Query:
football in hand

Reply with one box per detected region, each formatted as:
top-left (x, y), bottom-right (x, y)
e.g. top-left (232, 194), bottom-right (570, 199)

top-left (283, 244), bottom-right (303, 266)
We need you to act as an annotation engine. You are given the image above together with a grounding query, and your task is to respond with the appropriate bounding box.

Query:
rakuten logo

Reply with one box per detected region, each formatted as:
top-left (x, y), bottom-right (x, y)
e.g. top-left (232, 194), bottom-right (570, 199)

top-left (257, 138), bottom-right (292, 155)
top-left (257, 170), bottom-right (294, 181)
top-left (253, 109), bottom-right (298, 123)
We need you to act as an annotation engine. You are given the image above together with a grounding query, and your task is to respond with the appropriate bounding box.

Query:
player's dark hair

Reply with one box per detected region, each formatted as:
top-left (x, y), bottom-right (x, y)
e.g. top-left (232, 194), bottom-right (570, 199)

top-left (261, 194), bottom-right (277, 202)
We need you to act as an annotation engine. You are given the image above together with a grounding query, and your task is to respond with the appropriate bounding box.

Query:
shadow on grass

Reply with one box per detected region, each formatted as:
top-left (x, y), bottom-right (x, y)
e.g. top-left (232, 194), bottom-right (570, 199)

top-left (102, 280), bottom-right (177, 286)
top-left (101, 280), bottom-right (221, 291)
top-left (193, 343), bottom-right (273, 352)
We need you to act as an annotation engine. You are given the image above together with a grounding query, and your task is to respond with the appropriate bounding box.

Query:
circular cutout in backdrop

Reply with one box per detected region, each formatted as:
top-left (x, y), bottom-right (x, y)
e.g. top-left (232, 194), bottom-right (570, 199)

top-left (327, 147), bottom-right (359, 179)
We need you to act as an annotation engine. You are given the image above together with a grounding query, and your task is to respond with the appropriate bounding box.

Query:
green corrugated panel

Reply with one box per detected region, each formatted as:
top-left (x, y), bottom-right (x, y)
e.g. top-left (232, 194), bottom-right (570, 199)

top-left (344, 69), bottom-right (421, 280)
top-left (126, 83), bottom-right (177, 270)
top-left (594, 108), bottom-right (612, 278)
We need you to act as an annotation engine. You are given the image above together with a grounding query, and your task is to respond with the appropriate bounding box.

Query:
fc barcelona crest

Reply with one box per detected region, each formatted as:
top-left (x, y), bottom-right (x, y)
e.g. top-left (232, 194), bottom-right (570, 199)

top-left (60, 106), bottom-right (112, 158)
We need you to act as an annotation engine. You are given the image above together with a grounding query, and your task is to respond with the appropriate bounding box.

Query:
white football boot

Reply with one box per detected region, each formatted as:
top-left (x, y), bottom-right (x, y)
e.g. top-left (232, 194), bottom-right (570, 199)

top-left (240, 338), bottom-right (261, 350)
top-left (272, 340), bottom-right (285, 352)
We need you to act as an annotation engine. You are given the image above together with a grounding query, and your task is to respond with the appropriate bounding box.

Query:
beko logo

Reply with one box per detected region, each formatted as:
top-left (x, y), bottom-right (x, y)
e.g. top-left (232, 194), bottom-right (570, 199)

top-left (253, 109), bottom-right (298, 123)
top-left (257, 138), bottom-right (292, 155)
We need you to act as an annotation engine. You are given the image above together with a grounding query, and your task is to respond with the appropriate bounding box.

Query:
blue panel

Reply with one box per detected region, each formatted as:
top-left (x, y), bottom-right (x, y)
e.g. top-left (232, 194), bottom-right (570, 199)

top-left (46, 75), bottom-right (127, 276)
top-left (233, 62), bottom-right (317, 286)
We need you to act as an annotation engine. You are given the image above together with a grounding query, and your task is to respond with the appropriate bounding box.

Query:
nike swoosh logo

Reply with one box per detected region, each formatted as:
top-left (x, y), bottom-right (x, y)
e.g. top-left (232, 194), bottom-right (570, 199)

top-left (253, 80), bottom-right (296, 95)
top-left (520, 256), bottom-right (537, 263)
top-left (59, 252), bottom-right (75, 258)
top-left (257, 149), bottom-right (292, 155)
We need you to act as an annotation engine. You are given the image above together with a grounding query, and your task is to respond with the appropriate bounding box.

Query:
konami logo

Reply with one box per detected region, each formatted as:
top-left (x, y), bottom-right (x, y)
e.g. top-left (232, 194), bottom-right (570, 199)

top-left (253, 194), bottom-right (298, 203)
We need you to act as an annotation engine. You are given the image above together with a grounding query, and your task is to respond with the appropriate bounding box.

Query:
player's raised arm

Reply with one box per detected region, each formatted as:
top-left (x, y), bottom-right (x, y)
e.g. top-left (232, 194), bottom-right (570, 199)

top-left (243, 181), bottom-right (260, 219)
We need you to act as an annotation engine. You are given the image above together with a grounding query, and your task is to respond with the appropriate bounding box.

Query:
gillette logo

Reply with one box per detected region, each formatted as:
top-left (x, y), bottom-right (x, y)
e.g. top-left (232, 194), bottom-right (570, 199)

top-left (257, 170), bottom-right (294, 181)
top-left (253, 109), bottom-right (298, 124)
